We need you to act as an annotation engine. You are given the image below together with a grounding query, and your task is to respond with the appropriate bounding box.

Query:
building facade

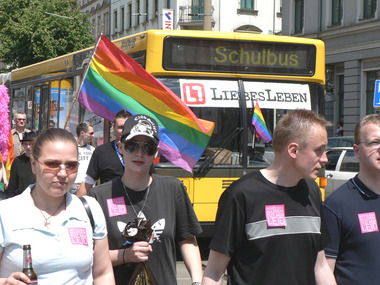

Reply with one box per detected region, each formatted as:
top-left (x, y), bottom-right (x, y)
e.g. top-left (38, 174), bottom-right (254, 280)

top-left (78, 0), bottom-right (282, 39)
top-left (282, 0), bottom-right (380, 136)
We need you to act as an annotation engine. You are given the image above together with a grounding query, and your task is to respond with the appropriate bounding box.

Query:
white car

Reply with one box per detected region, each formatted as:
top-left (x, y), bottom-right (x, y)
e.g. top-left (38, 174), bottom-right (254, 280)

top-left (325, 147), bottom-right (359, 197)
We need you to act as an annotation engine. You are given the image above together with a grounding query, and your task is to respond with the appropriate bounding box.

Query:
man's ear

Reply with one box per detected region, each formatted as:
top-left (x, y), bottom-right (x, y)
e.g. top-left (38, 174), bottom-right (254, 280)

top-left (288, 143), bottom-right (298, 158)
top-left (353, 144), bottom-right (360, 159)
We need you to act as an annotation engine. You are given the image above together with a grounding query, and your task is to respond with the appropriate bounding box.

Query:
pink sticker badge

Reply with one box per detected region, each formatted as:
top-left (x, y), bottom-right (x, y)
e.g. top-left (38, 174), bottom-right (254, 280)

top-left (68, 228), bottom-right (88, 246)
top-left (107, 196), bottom-right (127, 217)
top-left (358, 212), bottom-right (379, 233)
top-left (265, 205), bottom-right (287, 227)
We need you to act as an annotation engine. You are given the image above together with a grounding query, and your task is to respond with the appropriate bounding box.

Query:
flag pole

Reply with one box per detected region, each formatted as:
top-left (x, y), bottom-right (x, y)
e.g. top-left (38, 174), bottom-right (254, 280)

top-left (64, 25), bottom-right (104, 129)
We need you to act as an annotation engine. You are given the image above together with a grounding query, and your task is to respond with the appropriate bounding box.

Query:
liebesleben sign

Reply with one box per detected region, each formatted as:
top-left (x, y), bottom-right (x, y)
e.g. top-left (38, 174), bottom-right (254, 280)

top-left (180, 79), bottom-right (311, 110)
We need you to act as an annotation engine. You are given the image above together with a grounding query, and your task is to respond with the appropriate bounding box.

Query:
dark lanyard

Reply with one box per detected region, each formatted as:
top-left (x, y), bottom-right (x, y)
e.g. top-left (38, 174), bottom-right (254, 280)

top-left (114, 140), bottom-right (125, 167)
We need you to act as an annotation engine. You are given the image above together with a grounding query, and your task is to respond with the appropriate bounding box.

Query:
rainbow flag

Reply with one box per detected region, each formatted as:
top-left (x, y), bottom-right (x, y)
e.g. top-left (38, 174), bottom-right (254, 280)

top-left (78, 35), bottom-right (214, 172)
top-left (252, 102), bottom-right (272, 143)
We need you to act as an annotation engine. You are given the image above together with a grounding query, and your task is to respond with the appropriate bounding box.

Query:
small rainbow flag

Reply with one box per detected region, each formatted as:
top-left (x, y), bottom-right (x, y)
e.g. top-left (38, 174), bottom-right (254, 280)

top-left (252, 102), bottom-right (272, 143)
top-left (78, 35), bottom-right (214, 172)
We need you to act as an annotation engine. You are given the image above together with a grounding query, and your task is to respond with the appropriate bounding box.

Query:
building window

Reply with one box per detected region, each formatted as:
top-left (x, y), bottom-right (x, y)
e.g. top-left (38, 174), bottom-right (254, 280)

top-left (104, 12), bottom-right (109, 36)
top-left (337, 75), bottom-right (344, 121)
top-left (97, 15), bottom-right (101, 35)
top-left (363, 0), bottom-right (376, 19)
top-left (331, 0), bottom-right (342, 25)
top-left (113, 10), bottom-right (118, 33)
top-left (241, 0), bottom-right (254, 10)
top-left (137, 0), bottom-right (140, 25)
top-left (294, 0), bottom-right (304, 34)
top-left (128, 3), bottom-right (132, 29)
top-left (145, 0), bottom-right (149, 22)
top-left (366, 71), bottom-right (380, 114)
top-left (121, 7), bottom-right (125, 30)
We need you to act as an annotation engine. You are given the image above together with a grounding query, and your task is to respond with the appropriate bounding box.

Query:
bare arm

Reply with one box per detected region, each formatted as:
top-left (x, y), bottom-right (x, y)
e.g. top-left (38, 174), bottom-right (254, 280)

top-left (326, 257), bottom-right (336, 273)
top-left (202, 250), bottom-right (230, 285)
top-left (77, 182), bottom-right (93, 197)
top-left (179, 236), bottom-right (203, 283)
top-left (315, 250), bottom-right (336, 285)
top-left (92, 237), bottom-right (115, 285)
top-left (109, 241), bottom-right (152, 267)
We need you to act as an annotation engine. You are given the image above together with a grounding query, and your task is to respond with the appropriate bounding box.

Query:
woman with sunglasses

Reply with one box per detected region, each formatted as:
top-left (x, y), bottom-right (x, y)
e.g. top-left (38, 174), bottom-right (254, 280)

top-left (0, 128), bottom-right (115, 284)
top-left (88, 114), bottom-right (203, 285)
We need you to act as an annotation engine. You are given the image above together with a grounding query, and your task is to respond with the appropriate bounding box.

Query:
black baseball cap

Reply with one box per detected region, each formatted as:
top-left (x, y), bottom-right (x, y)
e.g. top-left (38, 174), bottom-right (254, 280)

top-left (121, 114), bottom-right (159, 145)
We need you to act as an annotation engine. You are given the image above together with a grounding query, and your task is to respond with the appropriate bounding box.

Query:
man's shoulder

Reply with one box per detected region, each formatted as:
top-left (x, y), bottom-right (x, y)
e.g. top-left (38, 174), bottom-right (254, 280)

top-left (324, 180), bottom-right (354, 206)
top-left (94, 141), bottom-right (113, 151)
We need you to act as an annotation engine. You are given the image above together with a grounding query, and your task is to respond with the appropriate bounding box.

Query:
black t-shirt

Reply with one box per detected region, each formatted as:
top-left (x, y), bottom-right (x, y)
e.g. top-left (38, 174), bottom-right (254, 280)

top-left (86, 141), bottom-right (124, 184)
top-left (88, 175), bottom-right (202, 284)
top-left (7, 153), bottom-right (35, 198)
top-left (210, 171), bottom-right (329, 285)
top-left (323, 175), bottom-right (380, 285)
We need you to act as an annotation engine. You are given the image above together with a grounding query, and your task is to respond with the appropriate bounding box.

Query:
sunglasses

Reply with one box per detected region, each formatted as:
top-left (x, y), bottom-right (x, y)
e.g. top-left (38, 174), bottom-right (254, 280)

top-left (124, 141), bottom-right (158, 156)
top-left (36, 159), bottom-right (79, 174)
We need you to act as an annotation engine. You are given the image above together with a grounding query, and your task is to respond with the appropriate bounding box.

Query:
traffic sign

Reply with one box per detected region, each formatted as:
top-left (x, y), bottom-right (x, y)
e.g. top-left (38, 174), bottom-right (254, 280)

top-left (374, 80), bottom-right (380, 109)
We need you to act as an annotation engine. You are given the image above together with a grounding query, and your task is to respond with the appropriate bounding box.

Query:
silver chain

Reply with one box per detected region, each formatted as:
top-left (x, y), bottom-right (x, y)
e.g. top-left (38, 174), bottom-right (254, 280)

top-left (122, 183), bottom-right (150, 218)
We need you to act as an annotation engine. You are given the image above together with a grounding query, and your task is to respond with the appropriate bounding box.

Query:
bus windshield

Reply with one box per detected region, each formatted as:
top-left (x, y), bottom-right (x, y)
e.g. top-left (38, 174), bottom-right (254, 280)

top-left (158, 77), bottom-right (324, 170)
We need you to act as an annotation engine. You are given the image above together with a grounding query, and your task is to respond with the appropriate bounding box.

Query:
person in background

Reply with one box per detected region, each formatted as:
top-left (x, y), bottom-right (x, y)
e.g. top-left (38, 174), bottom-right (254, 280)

top-left (0, 128), bottom-right (115, 284)
top-left (7, 131), bottom-right (37, 198)
top-left (70, 122), bottom-right (95, 195)
top-left (0, 152), bottom-right (7, 197)
top-left (323, 114), bottom-right (380, 284)
top-left (87, 114), bottom-right (203, 285)
top-left (77, 110), bottom-right (131, 196)
top-left (335, 121), bottom-right (344, 136)
top-left (12, 112), bottom-right (30, 157)
top-left (202, 109), bottom-right (336, 285)
top-left (49, 120), bottom-right (55, 128)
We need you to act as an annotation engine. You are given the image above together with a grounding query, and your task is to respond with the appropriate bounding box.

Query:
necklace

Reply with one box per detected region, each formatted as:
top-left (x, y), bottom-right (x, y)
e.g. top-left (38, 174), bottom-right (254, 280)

top-left (122, 183), bottom-right (150, 219)
top-left (37, 199), bottom-right (66, 228)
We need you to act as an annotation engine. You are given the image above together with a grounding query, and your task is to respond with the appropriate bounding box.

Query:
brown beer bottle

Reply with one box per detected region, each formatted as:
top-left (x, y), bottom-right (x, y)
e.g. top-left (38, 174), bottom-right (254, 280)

top-left (22, 245), bottom-right (38, 284)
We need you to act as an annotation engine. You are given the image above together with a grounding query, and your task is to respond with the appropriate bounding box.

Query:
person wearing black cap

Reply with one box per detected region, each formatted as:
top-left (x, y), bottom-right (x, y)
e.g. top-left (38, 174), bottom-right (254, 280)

top-left (7, 131), bottom-right (37, 198)
top-left (87, 114), bottom-right (203, 285)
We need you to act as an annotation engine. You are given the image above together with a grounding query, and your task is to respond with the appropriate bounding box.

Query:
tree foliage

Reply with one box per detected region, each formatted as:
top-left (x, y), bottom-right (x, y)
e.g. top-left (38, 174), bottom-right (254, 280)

top-left (0, 0), bottom-right (95, 70)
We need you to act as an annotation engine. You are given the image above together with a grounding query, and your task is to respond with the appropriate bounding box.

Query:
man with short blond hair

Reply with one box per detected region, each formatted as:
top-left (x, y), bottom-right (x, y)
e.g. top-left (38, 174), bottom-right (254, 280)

top-left (11, 112), bottom-right (30, 157)
top-left (323, 114), bottom-right (380, 284)
top-left (203, 109), bottom-right (335, 285)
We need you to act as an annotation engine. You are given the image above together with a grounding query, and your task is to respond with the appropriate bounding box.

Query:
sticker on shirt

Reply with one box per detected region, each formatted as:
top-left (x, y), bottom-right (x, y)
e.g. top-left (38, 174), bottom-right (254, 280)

top-left (107, 196), bottom-right (127, 217)
top-left (265, 204), bottom-right (287, 227)
top-left (68, 228), bottom-right (88, 246)
top-left (358, 212), bottom-right (379, 233)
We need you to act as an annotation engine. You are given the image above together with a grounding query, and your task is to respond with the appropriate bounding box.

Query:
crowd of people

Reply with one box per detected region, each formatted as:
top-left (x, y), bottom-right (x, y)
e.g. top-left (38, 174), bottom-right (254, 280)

top-left (0, 109), bottom-right (379, 285)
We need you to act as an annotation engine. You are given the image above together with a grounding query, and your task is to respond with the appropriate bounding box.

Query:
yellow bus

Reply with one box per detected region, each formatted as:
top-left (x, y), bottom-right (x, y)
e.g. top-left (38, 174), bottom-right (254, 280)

top-left (7, 30), bottom-right (326, 237)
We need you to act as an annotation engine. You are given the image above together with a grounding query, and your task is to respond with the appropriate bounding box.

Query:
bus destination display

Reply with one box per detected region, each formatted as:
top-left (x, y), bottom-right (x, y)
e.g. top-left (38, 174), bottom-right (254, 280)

top-left (163, 37), bottom-right (316, 76)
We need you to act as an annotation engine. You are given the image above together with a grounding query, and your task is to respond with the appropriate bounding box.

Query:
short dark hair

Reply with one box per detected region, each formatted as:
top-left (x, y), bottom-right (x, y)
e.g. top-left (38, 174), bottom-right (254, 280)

top-left (76, 121), bottom-right (93, 136)
top-left (113, 109), bottom-right (132, 124)
top-left (32, 128), bottom-right (78, 160)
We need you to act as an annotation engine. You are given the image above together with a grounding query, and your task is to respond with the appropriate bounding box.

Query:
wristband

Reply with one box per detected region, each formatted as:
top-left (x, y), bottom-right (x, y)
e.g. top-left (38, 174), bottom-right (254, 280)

top-left (192, 282), bottom-right (201, 285)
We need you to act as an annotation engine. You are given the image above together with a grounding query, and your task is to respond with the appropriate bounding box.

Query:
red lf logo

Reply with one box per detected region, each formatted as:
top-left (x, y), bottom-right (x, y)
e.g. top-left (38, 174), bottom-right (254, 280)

top-left (182, 83), bottom-right (206, 105)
